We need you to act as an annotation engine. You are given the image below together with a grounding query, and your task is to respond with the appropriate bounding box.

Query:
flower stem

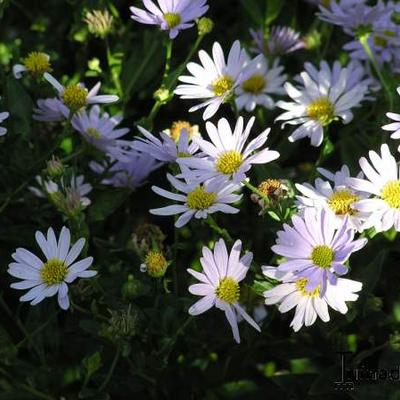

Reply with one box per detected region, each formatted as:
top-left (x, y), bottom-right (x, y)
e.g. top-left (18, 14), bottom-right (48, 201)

top-left (97, 346), bottom-right (121, 393)
top-left (359, 35), bottom-right (394, 108)
top-left (206, 215), bottom-right (233, 243)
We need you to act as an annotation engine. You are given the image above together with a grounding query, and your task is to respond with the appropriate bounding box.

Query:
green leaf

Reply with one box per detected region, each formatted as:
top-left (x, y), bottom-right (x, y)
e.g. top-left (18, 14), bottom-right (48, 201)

top-left (89, 189), bottom-right (131, 222)
top-left (4, 77), bottom-right (33, 139)
top-left (265, 0), bottom-right (285, 26)
top-left (83, 351), bottom-right (102, 378)
top-left (240, 0), bottom-right (263, 25)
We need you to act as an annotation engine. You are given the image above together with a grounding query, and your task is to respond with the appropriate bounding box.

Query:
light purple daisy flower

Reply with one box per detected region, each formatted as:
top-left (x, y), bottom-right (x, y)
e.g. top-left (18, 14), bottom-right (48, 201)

top-left (0, 109), bottom-right (9, 136)
top-left (150, 168), bottom-right (242, 228)
top-left (178, 116), bottom-right (279, 186)
top-left (250, 26), bottom-right (304, 57)
top-left (382, 88), bottom-right (400, 149)
top-left (272, 208), bottom-right (367, 295)
top-left (33, 97), bottom-right (69, 122)
top-left (8, 226), bottom-right (96, 310)
top-left (130, 0), bottom-right (209, 39)
top-left (132, 126), bottom-right (199, 162)
top-left (187, 238), bottom-right (260, 343)
top-left (71, 105), bottom-right (131, 160)
top-left (90, 150), bottom-right (162, 189)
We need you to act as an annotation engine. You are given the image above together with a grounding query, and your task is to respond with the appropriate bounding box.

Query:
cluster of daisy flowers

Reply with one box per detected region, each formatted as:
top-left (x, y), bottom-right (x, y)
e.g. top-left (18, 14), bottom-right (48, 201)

top-left (4, 0), bottom-right (400, 345)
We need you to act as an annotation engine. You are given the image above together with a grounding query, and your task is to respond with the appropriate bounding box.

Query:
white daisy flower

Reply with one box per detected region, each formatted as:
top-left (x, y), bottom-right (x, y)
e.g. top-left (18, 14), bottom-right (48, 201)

top-left (295, 165), bottom-right (369, 231)
top-left (175, 41), bottom-right (263, 120)
top-left (235, 55), bottom-right (286, 112)
top-left (71, 105), bottom-right (131, 160)
top-left (13, 52), bottom-right (52, 79)
top-left (275, 60), bottom-right (369, 146)
top-left (178, 116), bottom-right (279, 185)
top-left (8, 226), bottom-right (97, 310)
top-left (44, 73), bottom-right (118, 114)
top-left (187, 238), bottom-right (260, 343)
top-left (382, 88), bottom-right (400, 150)
top-left (150, 170), bottom-right (242, 228)
top-left (347, 143), bottom-right (400, 232)
top-left (130, 0), bottom-right (209, 39)
top-left (132, 125), bottom-right (199, 162)
top-left (263, 267), bottom-right (362, 332)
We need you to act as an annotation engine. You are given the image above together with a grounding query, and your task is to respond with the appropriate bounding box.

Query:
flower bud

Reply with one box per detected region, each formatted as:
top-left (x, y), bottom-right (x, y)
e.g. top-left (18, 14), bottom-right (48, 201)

top-left (140, 250), bottom-right (169, 278)
top-left (197, 17), bottom-right (214, 36)
top-left (84, 9), bottom-right (114, 38)
top-left (46, 157), bottom-right (64, 178)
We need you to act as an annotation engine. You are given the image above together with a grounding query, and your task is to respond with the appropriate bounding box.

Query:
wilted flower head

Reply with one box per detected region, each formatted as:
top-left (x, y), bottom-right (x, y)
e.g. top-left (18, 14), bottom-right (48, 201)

top-left (84, 9), bottom-right (114, 38)
top-left (130, 0), bottom-right (209, 39)
top-left (13, 51), bottom-right (52, 79)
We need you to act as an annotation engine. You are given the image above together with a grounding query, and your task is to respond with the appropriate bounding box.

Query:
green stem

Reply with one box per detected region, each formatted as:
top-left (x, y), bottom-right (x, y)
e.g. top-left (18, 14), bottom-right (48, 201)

top-left (19, 384), bottom-right (55, 400)
top-left (206, 215), bottom-right (233, 243)
top-left (243, 180), bottom-right (269, 203)
top-left (359, 35), bottom-right (394, 108)
top-left (105, 37), bottom-right (122, 97)
top-left (97, 346), bottom-right (121, 393)
top-left (163, 39), bottom-right (173, 82)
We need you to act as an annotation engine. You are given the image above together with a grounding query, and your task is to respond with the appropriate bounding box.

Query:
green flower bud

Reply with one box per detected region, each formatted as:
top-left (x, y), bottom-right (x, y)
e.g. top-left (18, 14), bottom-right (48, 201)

top-left (197, 17), bottom-right (214, 36)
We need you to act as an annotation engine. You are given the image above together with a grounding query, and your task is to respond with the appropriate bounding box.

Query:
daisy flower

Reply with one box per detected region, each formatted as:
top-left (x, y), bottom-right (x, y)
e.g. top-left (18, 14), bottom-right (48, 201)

top-left (0, 108), bottom-right (9, 137)
top-left (8, 226), bottom-right (96, 310)
top-left (13, 51), bottom-right (52, 79)
top-left (382, 88), bottom-right (400, 150)
top-left (272, 208), bottom-right (367, 294)
top-left (90, 150), bottom-right (162, 189)
top-left (295, 165), bottom-right (369, 231)
top-left (150, 170), bottom-right (242, 228)
top-left (187, 238), bottom-right (260, 343)
top-left (347, 144), bottom-right (400, 232)
top-left (44, 73), bottom-right (118, 114)
top-left (235, 55), bottom-right (286, 112)
top-left (275, 60), bottom-right (369, 146)
top-left (263, 267), bottom-right (362, 332)
top-left (71, 105), bottom-right (130, 159)
top-left (132, 126), bottom-right (199, 162)
top-left (33, 98), bottom-right (69, 122)
top-left (250, 26), bottom-right (304, 57)
top-left (130, 0), bottom-right (209, 39)
top-left (178, 116), bottom-right (279, 185)
top-left (175, 41), bottom-right (262, 120)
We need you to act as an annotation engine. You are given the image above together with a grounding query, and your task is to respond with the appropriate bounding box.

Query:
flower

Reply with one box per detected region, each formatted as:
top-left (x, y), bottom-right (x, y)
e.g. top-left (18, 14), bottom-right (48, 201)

top-left (130, 0), bottom-right (209, 39)
top-left (263, 266), bottom-right (362, 332)
top-left (295, 165), bottom-right (369, 231)
top-left (175, 41), bottom-right (263, 120)
top-left (150, 170), bottom-right (242, 228)
top-left (44, 73), bottom-right (118, 113)
top-left (250, 26), bottom-right (304, 57)
top-left (0, 108), bottom-right (9, 137)
top-left (163, 120), bottom-right (199, 143)
top-left (235, 55), bottom-right (286, 112)
top-left (347, 144), bottom-right (400, 232)
top-left (132, 126), bottom-right (199, 162)
top-left (90, 150), bottom-right (162, 189)
top-left (13, 51), bottom-right (52, 79)
top-left (71, 105), bottom-right (131, 159)
top-left (140, 250), bottom-right (169, 277)
top-left (33, 97), bottom-right (69, 122)
top-left (29, 174), bottom-right (92, 215)
top-left (178, 117), bottom-right (279, 185)
top-left (187, 238), bottom-right (260, 343)
top-left (84, 9), bottom-right (114, 38)
top-left (272, 208), bottom-right (367, 294)
top-left (8, 226), bottom-right (97, 310)
top-left (382, 88), bottom-right (400, 150)
top-left (275, 60), bottom-right (369, 146)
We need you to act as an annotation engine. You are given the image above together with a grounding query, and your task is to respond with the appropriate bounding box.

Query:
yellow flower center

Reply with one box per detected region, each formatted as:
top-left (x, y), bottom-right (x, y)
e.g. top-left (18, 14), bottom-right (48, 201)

top-left (62, 84), bottom-right (88, 112)
top-left (307, 96), bottom-right (335, 126)
top-left (23, 52), bottom-right (51, 78)
top-left (258, 179), bottom-right (282, 197)
top-left (145, 251), bottom-right (168, 278)
top-left (211, 75), bottom-right (234, 97)
top-left (296, 278), bottom-right (321, 297)
top-left (163, 12), bottom-right (181, 28)
top-left (382, 180), bottom-right (400, 209)
top-left (86, 127), bottom-right (102, 139)
top-left (186, 186), bottom-right (216, 210)
top-left (40, 258), bottom-right (68, 286)
top-left (169, 120), bottom-right (197, 142)
top-left (321, 0), bottom-right (330, 7)
top-left (328, 190), bottom-right (359, 215)
top-left (310, 245), bottom-right (334, 269)
top-left (215, 277), bottom-right (240, 304)
top-left (242, 74), bottom-right (266, 94)
top-left (215, 150), bottom-right (243, 175)
top-left (177, 152), bottom-right (191, 158)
